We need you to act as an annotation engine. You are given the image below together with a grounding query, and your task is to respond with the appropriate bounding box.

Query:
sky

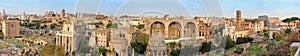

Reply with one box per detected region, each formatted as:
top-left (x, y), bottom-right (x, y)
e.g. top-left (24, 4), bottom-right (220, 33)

top-left (0, 0), bottom-right (300, 19)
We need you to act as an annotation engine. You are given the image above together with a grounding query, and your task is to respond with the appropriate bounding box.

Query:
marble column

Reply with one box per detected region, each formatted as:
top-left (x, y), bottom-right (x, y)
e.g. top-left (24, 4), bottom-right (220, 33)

top-left (56, 36), bottom-right (58, 45)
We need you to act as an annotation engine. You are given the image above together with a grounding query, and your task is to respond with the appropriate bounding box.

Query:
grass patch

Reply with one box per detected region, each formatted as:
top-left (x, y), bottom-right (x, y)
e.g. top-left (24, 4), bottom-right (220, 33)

top-left (225, 46), bottom-right (241, 52)
top-left (226, 46), bottom-right (236, 52)
top-left (106, 24), bottom-right (118, 28)
top-left (0, 42), bottom-right (11, 49)
top-left (245, 43), bottom-right (263, 55)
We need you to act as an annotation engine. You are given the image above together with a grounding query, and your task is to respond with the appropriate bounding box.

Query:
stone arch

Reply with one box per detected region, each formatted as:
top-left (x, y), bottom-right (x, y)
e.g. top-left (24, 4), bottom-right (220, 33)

top-left (184, 22), bottom-right (196, 37)
top-left (199, 25), bottom-right (206, 36)
top-left (150, 21), bottom-right (165, 36)
top-left (168, 21), bottom-right (181, 39)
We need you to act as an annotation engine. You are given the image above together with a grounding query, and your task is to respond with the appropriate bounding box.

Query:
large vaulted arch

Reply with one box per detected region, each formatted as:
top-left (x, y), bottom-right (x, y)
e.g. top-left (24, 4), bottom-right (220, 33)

top-left (184, 22), bottom-right (196, 37)
top-left (168, 21), bottom-right (181, 39)
top-left (150, 21), bottom-right (165, 36)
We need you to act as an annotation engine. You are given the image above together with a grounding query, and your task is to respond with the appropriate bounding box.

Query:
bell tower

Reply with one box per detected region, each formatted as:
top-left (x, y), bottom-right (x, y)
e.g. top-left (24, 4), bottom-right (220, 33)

top-left (60, 9), bottom-right (65, 18)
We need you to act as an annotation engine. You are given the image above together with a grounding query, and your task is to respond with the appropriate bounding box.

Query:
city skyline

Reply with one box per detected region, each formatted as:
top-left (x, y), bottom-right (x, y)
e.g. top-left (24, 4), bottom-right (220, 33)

top-left (1, 0), bottom-right (300, 19)
top-left (0, 0), bottom-right (300, 56)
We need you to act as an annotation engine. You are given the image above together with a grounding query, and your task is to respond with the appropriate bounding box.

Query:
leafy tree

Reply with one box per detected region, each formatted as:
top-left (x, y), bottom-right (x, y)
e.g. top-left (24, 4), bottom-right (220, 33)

top-left (167, 42), bottom-right (182, 56)
top-left (285, 28), bottom-right (291, 35)
top-left (273, 32), bottom-right (288, 41)
top-left (291, 17), bottom-right (300, 25)
top-left (131, 33), bottom-right (149, 54)
top-left (58, 21), bottom-right (64, 24)
top-left (88, 21), bottom-right (103, 25)
top-left (291, 17), bottom-right (299, 21)
top-left (225, 35), bottom-right (235, 49)
top-left (136, 24), bottom-right (144, 29)
top-left (177, 42), bottom-right (182, 48)
top-left (50, 23), bottom-right (58, 29)
top-left (135, 33), bottom-right (149, 44)
top-left (169, 49), bottom-right (180, 56)
top-left (34, 23), bottom-right (41, 29)
top-left (168, 42), bottom-right (177, 49)
top-left (199, 42), bottom-right (212, 53)
top-left (24, 23), bottom-right (40, 29)
top-left (289, 47), bottom-right (297, 56)
top-left (282, 18), bottom-right (292, 22)
top-left (131, 42), bottom-right (147, 54)
top-left (263, 30), bottom-right (270, 38)
top-left (41, 20), bottom-right (52, 23)
top-left (283, 17), bottom-right (299, 28)
top-left (91, 48), bottom-right (101, 56)
top-left (106, 24), bottom-right (118, 28)
top-left (98, 47), bottom-right (106, 56)
top-left (234, 47), bottom-right (244, 54)
top-left (23, 22), bottom-right (41, 29)
top-left (40, 44), bottom-right (65, 56)
top-left (95, 21), bottom-right (103, 25)
top-left (32, 20), bottom-right (42, 23)
top-left (282, 18), bottom-right (292, 28)
top-left (236, 37), bottom-right (254, 44)
top-left (77, 38), bottom-right (91, 55)
top-left (8, 18), bottom-right (19, 20)
top-left (24, 23), bottom-right (41, 29)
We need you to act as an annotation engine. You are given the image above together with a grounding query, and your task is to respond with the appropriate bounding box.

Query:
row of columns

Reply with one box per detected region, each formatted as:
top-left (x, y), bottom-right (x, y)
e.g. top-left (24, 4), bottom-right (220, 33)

top-left (199, 31), bottom-right (208, 36)
top-left (56, 35), bottom-right (74, 52)
top-left (149, 50), bottom-right (166, 56)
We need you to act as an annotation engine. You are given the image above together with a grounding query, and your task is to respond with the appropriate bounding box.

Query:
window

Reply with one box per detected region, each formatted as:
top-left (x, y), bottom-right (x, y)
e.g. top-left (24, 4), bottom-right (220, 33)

top-left (193, 30), bottom-right (195, 33)
top-left (67, 37), bottom-right (69, 44)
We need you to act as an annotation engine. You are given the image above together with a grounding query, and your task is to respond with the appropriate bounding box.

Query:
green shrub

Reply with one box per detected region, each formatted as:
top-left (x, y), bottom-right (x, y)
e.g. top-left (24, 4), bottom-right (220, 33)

top-left (136, 24), bottom-right (144, 29)
top-left (234, 47), bottom-right (244, 54)
top-left (106, 24), bottom-right (117, 28)
top-left (236, 37), bottom-right (254, 44)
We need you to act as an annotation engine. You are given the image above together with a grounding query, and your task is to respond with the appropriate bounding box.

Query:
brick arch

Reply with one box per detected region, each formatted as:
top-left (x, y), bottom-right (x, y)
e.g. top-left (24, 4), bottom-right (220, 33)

top-left (198, 24), bottom-right (206, 36)
top-left (150, 21), bottom-right (166, 36)
top-left (184, 22), bottom-right (197, 37)
top-left (146, 19), bottom-right (201, 39)
top-left (167, 21), bottom-right (182, 39)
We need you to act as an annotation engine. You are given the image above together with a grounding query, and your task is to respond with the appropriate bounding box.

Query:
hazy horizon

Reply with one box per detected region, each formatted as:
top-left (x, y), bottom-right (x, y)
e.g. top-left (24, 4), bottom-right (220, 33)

top-left (1, 0), bottom-right (300, 19)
